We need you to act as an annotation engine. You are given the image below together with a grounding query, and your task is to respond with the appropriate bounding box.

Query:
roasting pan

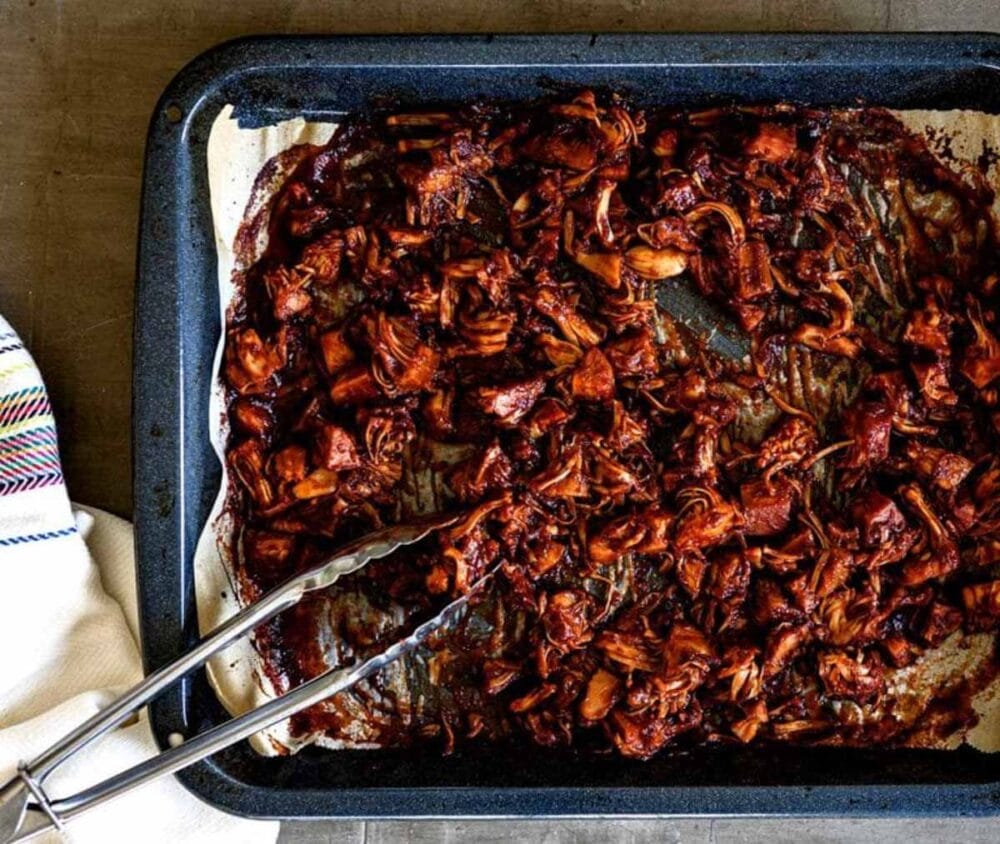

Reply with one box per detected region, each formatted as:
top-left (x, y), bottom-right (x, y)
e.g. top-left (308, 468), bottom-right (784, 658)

top-left (133, 33), bottom-right (1000, 818)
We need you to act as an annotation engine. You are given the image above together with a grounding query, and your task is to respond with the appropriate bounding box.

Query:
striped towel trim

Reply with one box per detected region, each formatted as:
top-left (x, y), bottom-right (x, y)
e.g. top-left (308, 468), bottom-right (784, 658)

top-left (0, 320), bottom-right (72, 541)
top-left (0, 427), bottom-right (60, 458)
top-left (0, 453), bottom-right (61, 477)
top-left (0, 388), bottom-right (62, 497)
top-left (0, 416), bottom-right (57, 439)
top-left (0, 449), bottom-right (63, 495)
top-left (0, 474), bottom-right (64, 497)
top-left (0, 386), bottom-right (52, 430)
top-left (0, 525), bottom-right (78, 547)
top-left (0, 426), bottom-right (58, 447)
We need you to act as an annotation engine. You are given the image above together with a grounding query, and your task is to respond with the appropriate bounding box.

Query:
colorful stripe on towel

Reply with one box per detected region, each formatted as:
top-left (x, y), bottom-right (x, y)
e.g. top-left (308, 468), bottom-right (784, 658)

top-left (0, 386), bottom-right (52, 431)
top-left (0, 387), bottom-right (62, 495)
top-left (0, 426), bottom-right (63, 496)
top-left (0, 316), bottom-right (76, 539)
top-left (0, 525), bottom-right (78, 546)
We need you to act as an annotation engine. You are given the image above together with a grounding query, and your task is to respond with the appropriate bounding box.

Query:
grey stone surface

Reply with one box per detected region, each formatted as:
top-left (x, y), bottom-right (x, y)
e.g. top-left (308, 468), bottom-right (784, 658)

top-left (277, 821), bottom-right (365, 843)
top-left (710, 817), bottom-right (1000, 844)
top-left (364, 820), bottom-right (713, 843)
top-left (279, 818), bottom-right (1000, 844)
top-left (889, 0), bottom-right (997, 31)
top-left (277, 816), bottom-right (1000, 843)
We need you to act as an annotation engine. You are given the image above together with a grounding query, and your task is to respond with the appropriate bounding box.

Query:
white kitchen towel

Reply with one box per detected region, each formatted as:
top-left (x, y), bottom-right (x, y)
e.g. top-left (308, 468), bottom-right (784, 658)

top-left (0, 314), bottom-right (279, 843)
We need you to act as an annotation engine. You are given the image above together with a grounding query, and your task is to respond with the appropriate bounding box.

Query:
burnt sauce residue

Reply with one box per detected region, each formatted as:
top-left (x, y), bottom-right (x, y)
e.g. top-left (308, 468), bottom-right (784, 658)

top-left (220, 93), bottom-right (1000, 759)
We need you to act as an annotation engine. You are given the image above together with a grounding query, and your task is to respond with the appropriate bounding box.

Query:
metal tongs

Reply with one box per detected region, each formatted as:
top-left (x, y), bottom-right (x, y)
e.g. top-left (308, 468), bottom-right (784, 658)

top-left (0, 514), bottom-right (469, 842)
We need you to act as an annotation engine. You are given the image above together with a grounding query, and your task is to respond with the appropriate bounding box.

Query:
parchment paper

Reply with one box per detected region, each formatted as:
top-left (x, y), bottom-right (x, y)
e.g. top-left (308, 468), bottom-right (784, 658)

top-left (196, 104), bottom-right (1000, 757)
top-left (197, 106), bottom-right (339, 754)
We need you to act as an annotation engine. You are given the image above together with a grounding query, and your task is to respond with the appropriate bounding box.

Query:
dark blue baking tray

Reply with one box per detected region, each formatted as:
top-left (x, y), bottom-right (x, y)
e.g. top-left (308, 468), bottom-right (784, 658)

top-left (134, 33), bottom-right (1000, 819)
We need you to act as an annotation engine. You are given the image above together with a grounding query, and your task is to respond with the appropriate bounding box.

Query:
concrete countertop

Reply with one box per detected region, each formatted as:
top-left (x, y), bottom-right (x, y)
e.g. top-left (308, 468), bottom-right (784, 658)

top-left (1, 1), bottom-right (996, 841)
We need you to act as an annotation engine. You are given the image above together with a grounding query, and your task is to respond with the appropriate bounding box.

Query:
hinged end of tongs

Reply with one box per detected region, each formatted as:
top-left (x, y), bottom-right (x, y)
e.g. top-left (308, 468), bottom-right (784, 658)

top-left (0, 772), bottom-right (57, 844)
